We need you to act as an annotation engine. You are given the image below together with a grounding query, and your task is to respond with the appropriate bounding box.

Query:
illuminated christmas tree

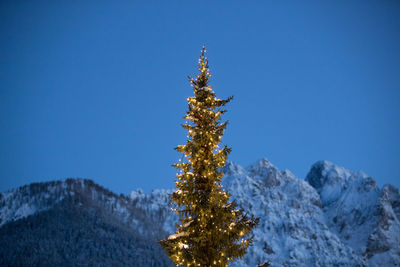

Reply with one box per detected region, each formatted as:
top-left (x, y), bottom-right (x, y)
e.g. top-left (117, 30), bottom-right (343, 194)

top-left (160, 47), bottom-right (258, 266)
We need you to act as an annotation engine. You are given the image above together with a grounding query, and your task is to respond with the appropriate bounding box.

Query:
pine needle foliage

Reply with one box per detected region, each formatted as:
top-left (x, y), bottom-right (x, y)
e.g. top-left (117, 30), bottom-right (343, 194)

top-left (160, 47), bottom-right (259, 267)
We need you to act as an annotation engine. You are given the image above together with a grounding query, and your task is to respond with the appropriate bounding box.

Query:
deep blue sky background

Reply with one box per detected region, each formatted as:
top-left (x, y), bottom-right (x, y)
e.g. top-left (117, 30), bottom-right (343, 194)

top-left (1, 1), bottom-right (399, 194)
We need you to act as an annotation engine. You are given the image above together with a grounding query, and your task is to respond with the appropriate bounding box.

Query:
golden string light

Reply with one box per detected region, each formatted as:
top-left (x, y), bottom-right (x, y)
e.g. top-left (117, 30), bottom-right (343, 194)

top-left (159, 47), bottom-right (258, 267)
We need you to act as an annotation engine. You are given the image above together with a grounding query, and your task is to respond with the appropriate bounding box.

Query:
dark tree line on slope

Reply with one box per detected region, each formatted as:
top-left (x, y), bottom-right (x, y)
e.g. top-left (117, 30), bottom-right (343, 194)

top-left (0, 198), bottom-right (174, 267)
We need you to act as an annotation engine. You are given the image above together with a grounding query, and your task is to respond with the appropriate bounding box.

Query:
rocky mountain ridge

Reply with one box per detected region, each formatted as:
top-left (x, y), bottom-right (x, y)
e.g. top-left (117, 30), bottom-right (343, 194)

top-left (1, 159), bottom-right (399, 266)
top-left (0, 179), bottom-right (173, 266)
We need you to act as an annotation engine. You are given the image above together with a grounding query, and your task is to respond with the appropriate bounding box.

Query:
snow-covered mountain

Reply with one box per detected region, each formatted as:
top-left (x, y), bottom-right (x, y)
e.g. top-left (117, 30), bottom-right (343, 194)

top-left (0, 179), bottom-right (174, 266)
top-left (306, 161), bottom-right (400, 266)
top-left (130, 159), bottom-right (400, 266)
top-left (1, 159), bottom-right (399, 266)
top-left (222, 160), bottom-right (363, 266)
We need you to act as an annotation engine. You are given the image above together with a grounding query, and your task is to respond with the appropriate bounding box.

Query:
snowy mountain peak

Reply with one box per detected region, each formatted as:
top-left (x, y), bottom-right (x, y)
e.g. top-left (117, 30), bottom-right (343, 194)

top-left (0, 179), bottom-right (78, 226)
top-left (305, 161), bottom-right (400, 266)
top-left (306, 160), bottom-right (378, 205)
top-left (223, 160), bottom-right (246, 176)
top-left (244, 158), bottom-right (283, 188)
top-left (247, 158), bottom-right (275, 172)
top-left (306, 160), bottom-right (351, 191)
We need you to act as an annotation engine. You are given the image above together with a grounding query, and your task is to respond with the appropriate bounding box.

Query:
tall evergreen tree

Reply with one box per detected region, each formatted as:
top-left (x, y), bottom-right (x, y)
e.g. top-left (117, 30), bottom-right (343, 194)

top-left (160, 47), bottom-right (258, 266)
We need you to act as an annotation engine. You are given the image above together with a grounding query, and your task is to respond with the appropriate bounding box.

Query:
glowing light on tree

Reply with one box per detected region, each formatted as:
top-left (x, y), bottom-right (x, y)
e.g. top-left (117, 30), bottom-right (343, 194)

top-left (160, 47), bottom-right (258, 267)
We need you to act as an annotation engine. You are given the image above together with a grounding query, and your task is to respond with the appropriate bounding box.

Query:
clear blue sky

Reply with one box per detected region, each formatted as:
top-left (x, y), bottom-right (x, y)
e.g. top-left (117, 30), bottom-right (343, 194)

top-left (1, 1), bottom-right (399, 194)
